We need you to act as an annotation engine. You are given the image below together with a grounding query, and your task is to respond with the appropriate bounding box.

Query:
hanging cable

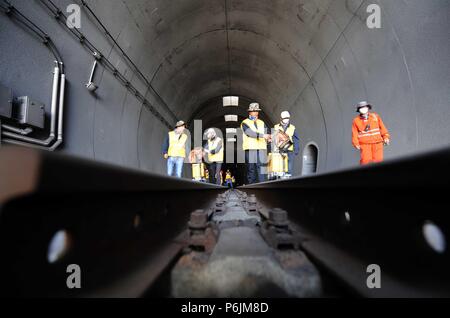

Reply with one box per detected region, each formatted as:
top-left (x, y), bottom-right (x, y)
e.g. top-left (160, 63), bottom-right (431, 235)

top-left (1, 0), bottom-right (65, 150)
top-left (38, 0), bottom-right (172, 128)
top-left (79, 0), bottom-right (178, 123)
top-left (1, 0), bottom-right (63, 72)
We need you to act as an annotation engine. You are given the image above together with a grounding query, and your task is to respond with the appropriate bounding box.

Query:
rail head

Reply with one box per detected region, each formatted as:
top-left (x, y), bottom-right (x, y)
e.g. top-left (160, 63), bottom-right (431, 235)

top-left (0, 146), bottom-right (223, 205)
top-left (241, 147), bottom-right (450, 190)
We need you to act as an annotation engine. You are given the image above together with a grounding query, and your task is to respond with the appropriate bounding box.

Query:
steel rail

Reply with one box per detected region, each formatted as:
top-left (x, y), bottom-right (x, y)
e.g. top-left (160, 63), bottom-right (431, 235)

top-left (0, 147), bottom-right (224, 297)
top-left (1, 147), bottom-right (449, 297)
top-left (241, 148), bottom-right (450, 297)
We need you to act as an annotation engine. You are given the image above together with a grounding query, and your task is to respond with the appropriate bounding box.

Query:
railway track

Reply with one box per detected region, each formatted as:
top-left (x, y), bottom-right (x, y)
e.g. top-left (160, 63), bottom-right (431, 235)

top-left (0, 146), bottom-right (449, 297)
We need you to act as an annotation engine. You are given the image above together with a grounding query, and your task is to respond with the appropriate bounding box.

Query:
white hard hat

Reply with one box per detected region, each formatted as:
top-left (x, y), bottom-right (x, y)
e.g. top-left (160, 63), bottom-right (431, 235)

top-left (281, 111), bottom-right (291, 119)
top-left (248, 103), bottom-right (262, 112)
top-left (175, 120), bottom-right (186, 128)
top-left (205, 128), bottom-right (217, 138)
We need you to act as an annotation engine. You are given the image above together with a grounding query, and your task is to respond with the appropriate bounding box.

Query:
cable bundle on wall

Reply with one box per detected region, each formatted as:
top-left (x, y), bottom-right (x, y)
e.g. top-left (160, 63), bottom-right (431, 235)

top-left (78, 0), bottom-right (178, 123)
top-left (0, 0), bottom-right (65, 151)
top-left (38, 0), bottom-right (174, 129)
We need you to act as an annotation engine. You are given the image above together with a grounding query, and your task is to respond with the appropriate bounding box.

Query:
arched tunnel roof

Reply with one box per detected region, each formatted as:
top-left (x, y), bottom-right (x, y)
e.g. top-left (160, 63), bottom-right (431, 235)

top-left (0, 0), bottom-right (449, 174)
top-left (1, 0), bottom-right (450, 298)
top-left (104, 0), bottom-right (336, 125)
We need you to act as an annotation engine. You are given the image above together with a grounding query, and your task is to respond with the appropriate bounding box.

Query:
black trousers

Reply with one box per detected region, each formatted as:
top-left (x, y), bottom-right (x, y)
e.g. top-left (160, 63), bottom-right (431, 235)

top-left (245, 150), bottom-right (267, 185)
top-left (208, 162), bottom-right (222, 185)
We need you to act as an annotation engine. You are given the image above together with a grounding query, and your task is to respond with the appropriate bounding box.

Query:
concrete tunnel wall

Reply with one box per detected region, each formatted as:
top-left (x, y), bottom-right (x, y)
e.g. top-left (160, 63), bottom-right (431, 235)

top-left (0, 0), bottom-right (449, 177)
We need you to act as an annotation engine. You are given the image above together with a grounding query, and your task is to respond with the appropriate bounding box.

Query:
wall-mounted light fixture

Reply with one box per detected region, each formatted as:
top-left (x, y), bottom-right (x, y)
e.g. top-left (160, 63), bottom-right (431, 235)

top-left (85, 54), bottom-right (100, 92)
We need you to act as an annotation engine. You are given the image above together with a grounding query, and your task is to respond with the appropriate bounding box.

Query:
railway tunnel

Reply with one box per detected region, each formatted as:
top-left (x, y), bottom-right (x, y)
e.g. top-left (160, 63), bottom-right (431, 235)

top-left (0, 0), bottom-right (449, 298)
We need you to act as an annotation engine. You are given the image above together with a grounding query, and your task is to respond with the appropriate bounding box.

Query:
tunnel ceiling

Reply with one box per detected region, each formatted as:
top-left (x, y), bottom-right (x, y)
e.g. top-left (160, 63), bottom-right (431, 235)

top-left (2, 0), bottom-right (449, 174)
top-left (88, 0), bottom-right (355, 124)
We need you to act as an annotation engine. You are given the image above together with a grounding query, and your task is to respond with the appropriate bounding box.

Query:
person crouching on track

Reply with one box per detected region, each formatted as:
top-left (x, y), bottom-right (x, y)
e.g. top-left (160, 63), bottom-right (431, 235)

top-left (162, 121), bottom-right (188, 178)
top-left (352, 101), bottom-right (390, 165)
top-left (203, 128), bottom-right (224, 185)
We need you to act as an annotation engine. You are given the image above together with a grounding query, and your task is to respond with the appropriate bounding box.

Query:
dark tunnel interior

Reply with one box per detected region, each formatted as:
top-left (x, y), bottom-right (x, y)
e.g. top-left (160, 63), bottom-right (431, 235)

top-left (1, 0), bottom-right (450, 300)
top-left (1, 0), bottom-right (449, 179)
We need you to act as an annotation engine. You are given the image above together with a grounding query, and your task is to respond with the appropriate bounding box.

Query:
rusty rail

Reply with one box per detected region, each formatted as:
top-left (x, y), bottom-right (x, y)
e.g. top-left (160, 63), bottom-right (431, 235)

top-left (242, 148), bottom-right (450, 297)
top-left (1, 147), bottom-right (450, 297)
top-left (0, 147), bottom-right (224, 297)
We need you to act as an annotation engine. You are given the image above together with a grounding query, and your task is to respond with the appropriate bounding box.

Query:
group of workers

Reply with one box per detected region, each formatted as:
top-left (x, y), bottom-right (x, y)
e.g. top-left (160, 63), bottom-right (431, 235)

top-left (161, 120), bottom-right (237, 185)
top-left (162, 100), bottom-right (390, 184)
top-left (240, 103), bottom-right (300, 183)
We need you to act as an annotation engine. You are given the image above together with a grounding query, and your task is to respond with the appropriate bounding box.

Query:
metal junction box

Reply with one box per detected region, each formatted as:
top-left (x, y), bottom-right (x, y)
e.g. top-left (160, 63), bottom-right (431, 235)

top-left (15, 96), bottom-right (45, 129)
top-left (0, 83), bottom-right (13, 119)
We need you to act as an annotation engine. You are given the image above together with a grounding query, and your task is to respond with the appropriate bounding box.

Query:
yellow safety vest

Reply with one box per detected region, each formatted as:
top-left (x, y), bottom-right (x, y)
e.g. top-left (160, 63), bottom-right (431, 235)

top-left (168, 131), bottom-right (188, 158)
top-left (268, 153), bottom-right (289, 173)
top-left (274, 123), bottom-right (296, 152)
top-left (208, 138), bottom-right (224, 163)
top-left (192, 163), bottom-right (205, 180)
top-left (241, 118), bottom-right (267, 150)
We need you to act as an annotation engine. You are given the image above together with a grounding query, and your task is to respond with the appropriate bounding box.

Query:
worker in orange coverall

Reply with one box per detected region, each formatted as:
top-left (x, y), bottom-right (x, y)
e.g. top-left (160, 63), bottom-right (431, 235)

top-left (352, 101), bottom-right (390, 165)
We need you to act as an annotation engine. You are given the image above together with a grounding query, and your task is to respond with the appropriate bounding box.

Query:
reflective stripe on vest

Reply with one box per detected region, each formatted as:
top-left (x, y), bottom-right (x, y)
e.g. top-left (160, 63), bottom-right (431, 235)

top-left (359, 114), bottom-right (380, 139)
top-left (241, 118), bottom-right (267, 150)
top-left (168, 131), bottom-right (188, 158)
top-left (359, 132), bottom-right (382, 138)
top-left (274, 124), bottom-right (296, 152)
top-left (208, 138), bottom-right (224, 162)
top-left (355, 114), bottom-right (383, 144)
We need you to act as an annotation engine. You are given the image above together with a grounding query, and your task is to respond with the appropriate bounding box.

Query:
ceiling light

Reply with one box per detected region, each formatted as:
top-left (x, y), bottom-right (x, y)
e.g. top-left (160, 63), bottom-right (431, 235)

top-left (225, 115), bottom-right (238, 122)
top-left (223, 96), bottom-right (239, 107)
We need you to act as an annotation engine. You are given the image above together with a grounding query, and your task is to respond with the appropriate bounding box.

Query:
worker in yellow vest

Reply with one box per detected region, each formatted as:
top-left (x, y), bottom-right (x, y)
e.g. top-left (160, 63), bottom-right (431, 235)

top-left (203, 128), bottom-right (224, 185)
top-left (162, 121), bottom-right (188, 178)
top-left (241, 103), bottom-right (272, 184)
top-left (274, 111), bottom-right (300, 176)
